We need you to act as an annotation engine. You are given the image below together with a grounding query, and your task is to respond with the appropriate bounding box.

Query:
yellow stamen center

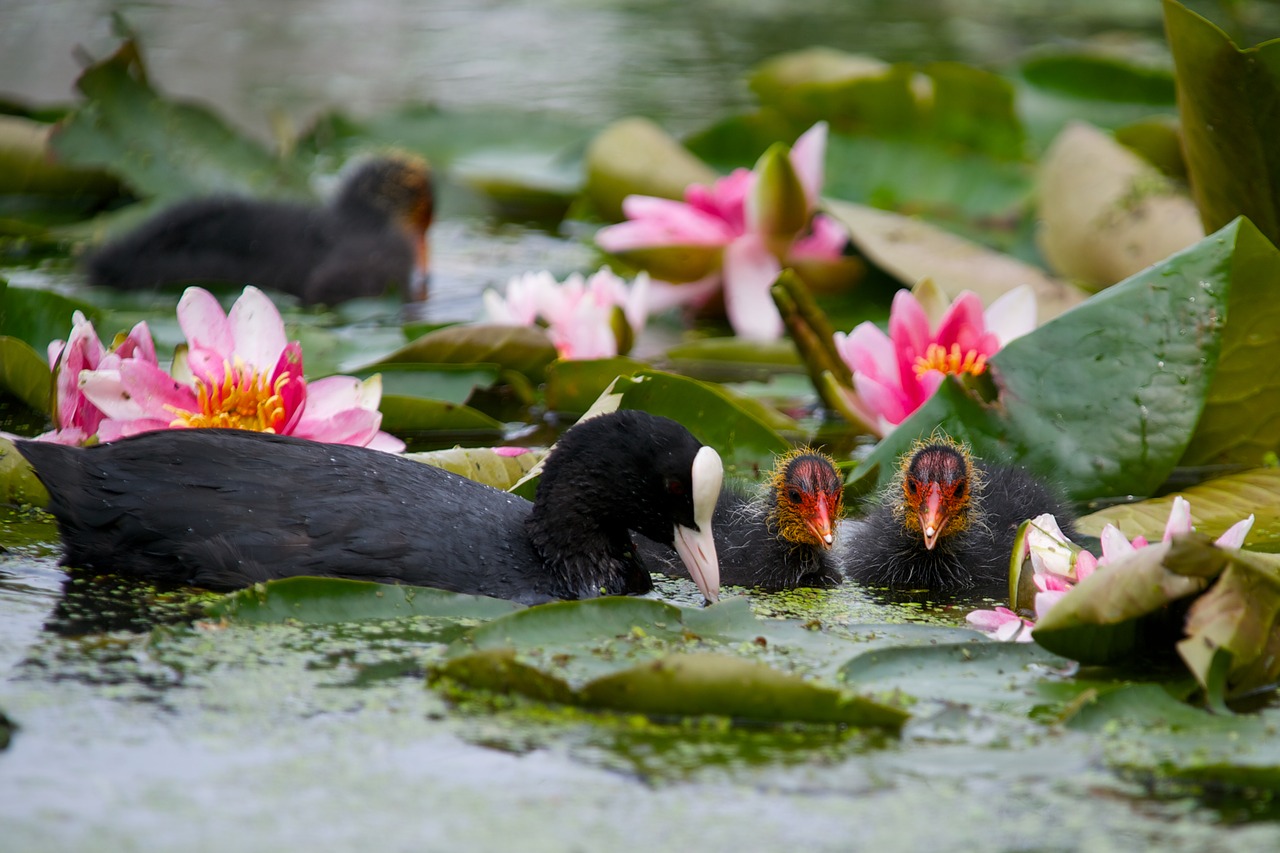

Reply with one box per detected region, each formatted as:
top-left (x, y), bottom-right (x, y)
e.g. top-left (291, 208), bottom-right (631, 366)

top-left (167, 362), bottom-right (291, 432)
top-left (913, 343), bottom-right (988, 378)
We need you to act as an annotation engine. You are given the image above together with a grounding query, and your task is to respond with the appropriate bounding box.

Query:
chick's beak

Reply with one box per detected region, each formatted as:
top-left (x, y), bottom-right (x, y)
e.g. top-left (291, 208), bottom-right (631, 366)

top-left (919, 482), bottom-right (945, 551)
top-left (807, 493), bottom-right (836, 550)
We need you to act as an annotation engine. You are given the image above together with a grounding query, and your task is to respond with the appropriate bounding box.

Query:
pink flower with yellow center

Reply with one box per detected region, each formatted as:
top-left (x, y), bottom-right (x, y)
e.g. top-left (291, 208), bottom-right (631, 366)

top-left (74, 286), bottom-right (404, 452)
top-left (833, 286), bottom-right (1036, 436)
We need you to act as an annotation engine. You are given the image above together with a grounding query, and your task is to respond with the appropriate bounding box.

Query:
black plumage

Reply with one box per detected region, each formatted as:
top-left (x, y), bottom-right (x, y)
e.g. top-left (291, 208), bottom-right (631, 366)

top-left (84, 154), bottom-right (433, 305)
top-left (843, 439), bottom-right (1077, 591)
top-left (16, 411), bottom-right (723, 606)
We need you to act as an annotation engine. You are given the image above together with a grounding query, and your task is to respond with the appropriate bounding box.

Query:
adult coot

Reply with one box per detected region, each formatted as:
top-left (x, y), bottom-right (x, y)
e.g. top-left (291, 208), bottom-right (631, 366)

top-left (84, 153), bottom-right (434, 305)
top-left (842, 437), bottom-right (1076, 591)
top-left (16, 410), bottom-right (722, 605)
top-left (642, 448), bottom-right (845, 591)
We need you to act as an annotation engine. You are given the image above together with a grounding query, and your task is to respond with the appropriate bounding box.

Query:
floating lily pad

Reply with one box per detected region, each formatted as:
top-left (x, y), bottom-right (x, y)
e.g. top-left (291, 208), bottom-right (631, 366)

top-left (0, 337), bottom-right (51, 414)
top-left (840, 640), bottom-right (1072, 716)
top-left (375, 395), bottom-right (503, 436)
top-left (207, 576), bottom-right (522, 625)
top-left (0, 437), bottom-right (49, 507)
top-left (368, 324), bottom-right (557, 385)
top-left (352, 363), bottom-right (501, 406)
top-left (0, 281), bottom-right (100, 355)
top-left (544, 357), bottom-right (644, 415)
top-left (607, 370), bottom-right (794, 476)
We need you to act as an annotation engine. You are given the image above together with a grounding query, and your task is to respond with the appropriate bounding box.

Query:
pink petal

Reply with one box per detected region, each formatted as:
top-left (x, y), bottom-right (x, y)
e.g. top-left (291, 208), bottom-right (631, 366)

top-left (1099, 524), bottom-right (1138, 563)
top-left (30, 426), bottom-right (92, 446)
top-left (178, 287), bottom-right (234, 356)
top-left (1075, 550), bottom-right (1099, 581)
top-left (295, 374), bottom-right (375, 426)
top-left (643, 275), bottom-right (722, 315)
top-left (93, 360), bottom-right (197, 422)
top-left (364, 431), bottom-right (406, 454)
top-left (601, 196), bottom-right (737, 249)
top-left (494, 446), bottom-right (531, 457)
top-left (935, 291), bottom-right (997, 355)
top-left (721, 235), bottom-right (783, 341)
top-left (116, 321), bottom-right (158, 364)
top-left (788, 213), bottom-right (849, 261)
top-left (852, 373), bottom-right (912, 428)
top-left (983, 285), bottom-right (1037, 347)
top-left (1163, 496), bottom-right (1193, 542)
top-left (96, 417), bottom-right (177, 442)
top-left (688, 170), bottom-right (752, 229)
top-left (835, 322), bottom-right (897, 385)
top-left (292, 406), bottom-right (384, 446)
top-left (1034, 589), bottom-right (1068, 620)
top-left (228, 286), bottom-right (288, 372)
top-left (789, 122), bottom-right (828, 207)
top-left (1215, 515), bottom-right (1255, 549)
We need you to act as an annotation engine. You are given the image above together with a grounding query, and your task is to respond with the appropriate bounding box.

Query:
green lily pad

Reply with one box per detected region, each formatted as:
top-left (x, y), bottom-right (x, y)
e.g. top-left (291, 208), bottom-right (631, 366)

top-left (375, 395), bottom-right (503, 435)
top-left (1178, 220), bottom-right (1280, 467)
top-left (1078, 467), bottom-right (1280, 549)
top-left (1164, 0), bottom-right (1280, 246)
top-left (404, 446), bottom-right (544, 491)
top-left (207, 576), bottom-right (522, 625)
top-left (583, 117), bottom-right (718, 221)
top-left (1014, 50), bottom-right (1177, 152)
top-left (0, 437), bottom-right (49, 508)
top-left (352, 363), bottom-right (501, 406)
top-left (839, 640), bottom-right (1072, 715)
top-left (0, 280), bottom-right (100, 355)
top-left (0, 337), bottom-right (51, 414)
top-left (608, 370), bottom-right (794, 476)
top-left (49, 39), bottom-right (310, 208)
top-left (368, 324), bottom-right (557, 385)
top-left (849, 219), bottom-right (1261, 504)
top-left (543, 357), bottom-right (644, 415)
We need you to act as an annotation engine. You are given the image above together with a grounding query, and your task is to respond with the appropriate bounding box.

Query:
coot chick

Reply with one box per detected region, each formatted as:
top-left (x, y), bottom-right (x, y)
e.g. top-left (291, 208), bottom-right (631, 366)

top-left (84, 154), bottom-right (434, 305)
top-left (643, 448), bottom-right (845, 591)
top-left (843, 437), bottom-right (1077, 591)
top-left (16, 411), bottom-right (722, 606)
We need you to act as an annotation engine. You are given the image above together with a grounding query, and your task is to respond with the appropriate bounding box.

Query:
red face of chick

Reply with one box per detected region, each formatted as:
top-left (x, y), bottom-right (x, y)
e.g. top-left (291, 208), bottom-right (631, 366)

top-left (902, 444), bottom-right (971, 550)
top-left (776, 453), bottom-right (844, 549)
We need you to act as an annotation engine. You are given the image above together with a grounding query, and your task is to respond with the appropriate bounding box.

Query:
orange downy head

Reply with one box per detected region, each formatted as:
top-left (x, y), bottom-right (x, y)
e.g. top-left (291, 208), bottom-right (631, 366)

top-left (896, 436), bottom-right (977, 550)
top-left (771, 448), bottom-right (844, 549)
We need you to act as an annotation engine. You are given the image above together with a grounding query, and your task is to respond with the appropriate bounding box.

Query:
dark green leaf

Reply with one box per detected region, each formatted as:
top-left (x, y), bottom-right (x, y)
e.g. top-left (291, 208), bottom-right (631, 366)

top-left (376, 395), bottom-right (503, 434)
top-left (1179, 220), bottom-right (1280, 466)
top-left (48, 39), bottom-right (310, 206)
top-left (207, 576), bottom-right (521, 624)
top-left (578, 653), bottom-right (908, 729)
top-left (544, 357), bottom-right (644, 415)
top-left (0, 281), bottom-right (101, 354)
top-left (352, 363), bottom-right (501, 406)
top-left (0, 336), bottom-right (51, 414)
top-left (839, 640), bottom-right (1071, 715)
top-left (1165, 0), bottom-right (1280, 245)
top-left (0, 437), bottom-right (50, 508)
top-left (608, 370), bottom-right (794, 476)
top-left (368, 324), bottom-right (557, 384)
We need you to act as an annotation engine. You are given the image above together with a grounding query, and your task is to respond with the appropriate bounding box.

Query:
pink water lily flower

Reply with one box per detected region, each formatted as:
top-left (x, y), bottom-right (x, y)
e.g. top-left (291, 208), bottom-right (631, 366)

top-left (483, 267), bottom-right (649, 360)
top-left (969, 497), bottom-right (1255, 641)
top-left (596, 122), bottom-right (849, 341)
top-left (966, 606), bottom-right (1034, 643)
top-left (33, 311), bottom-right (158, 445)
top-left (75, 286), bottom-right (404, 452)
top-left (833, 285), bottom-right (1036, 436)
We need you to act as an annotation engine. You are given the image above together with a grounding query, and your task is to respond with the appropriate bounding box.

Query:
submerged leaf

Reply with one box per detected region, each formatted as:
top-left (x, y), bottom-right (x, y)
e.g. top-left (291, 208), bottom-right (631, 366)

top-left (208, 577), bottom-right (522, 624)
top-left (369, 324), bottom-right (558, 384)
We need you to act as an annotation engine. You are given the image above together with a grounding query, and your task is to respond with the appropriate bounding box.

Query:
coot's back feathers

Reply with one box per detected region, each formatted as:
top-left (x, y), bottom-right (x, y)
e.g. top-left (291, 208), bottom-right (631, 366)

top-left (84, 154), bottom-right (434, 306)
top-left (843, 438), bottom-right (1076, 591)
top-left (17, 411), bottom-right (723, 605)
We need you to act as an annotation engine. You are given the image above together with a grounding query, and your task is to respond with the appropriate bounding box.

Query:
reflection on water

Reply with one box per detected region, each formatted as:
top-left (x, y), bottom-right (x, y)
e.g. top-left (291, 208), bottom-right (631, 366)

top-left (0, 0), bottom-right (1220, 140)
